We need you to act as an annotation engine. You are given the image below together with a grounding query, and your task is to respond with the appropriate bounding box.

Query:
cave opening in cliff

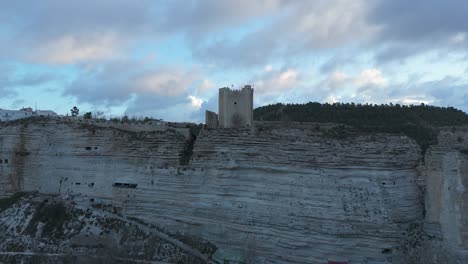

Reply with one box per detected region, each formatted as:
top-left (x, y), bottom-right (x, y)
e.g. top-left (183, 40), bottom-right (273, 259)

top-left (113, 182), bottom-right (138, 189)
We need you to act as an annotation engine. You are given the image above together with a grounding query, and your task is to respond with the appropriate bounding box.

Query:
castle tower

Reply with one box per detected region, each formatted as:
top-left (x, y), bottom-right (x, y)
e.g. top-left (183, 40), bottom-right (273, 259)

top-left (218, 85), bottom-right (254, 128)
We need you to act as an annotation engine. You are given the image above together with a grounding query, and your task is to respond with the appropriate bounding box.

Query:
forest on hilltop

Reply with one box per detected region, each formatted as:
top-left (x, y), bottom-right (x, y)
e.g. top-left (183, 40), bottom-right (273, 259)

top-left (254, 102), bottom-right (468, 154)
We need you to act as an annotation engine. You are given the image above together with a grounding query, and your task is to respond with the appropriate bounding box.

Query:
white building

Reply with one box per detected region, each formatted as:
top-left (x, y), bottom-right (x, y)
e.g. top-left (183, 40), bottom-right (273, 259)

top-left (0, 107), bottom-right (57, 122)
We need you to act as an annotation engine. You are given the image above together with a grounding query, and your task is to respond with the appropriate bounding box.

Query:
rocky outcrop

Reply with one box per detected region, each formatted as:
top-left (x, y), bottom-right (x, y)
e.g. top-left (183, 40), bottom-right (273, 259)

top-left (0, 119), bottom-right (188, 197)
top-left (423, 127), bottom-right (468, 263)
top-left (0, 193), bottom-right (213, 263)
top-left (0, 119), bottom-right (444, 263)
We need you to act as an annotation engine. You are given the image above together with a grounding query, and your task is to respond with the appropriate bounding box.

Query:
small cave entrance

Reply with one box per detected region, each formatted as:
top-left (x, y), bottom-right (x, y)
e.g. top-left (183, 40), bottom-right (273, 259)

top-left (112, 182), bottom-right (138, 189)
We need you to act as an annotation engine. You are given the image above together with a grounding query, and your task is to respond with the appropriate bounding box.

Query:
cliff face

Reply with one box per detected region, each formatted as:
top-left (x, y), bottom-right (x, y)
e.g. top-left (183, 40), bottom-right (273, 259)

top-left (0, 119), bottom-right (187, 197)
top-left (423, 127), bottom-right (468, 262)
top-left (0, 119), bottom-right (446, 263)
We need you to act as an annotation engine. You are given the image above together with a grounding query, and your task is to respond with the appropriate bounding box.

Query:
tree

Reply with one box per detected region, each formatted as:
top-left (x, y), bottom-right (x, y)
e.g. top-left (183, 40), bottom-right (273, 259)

top-left (70, 106), bottom-right (79, 117)
top-left (83, 112), bottom-right (92, 119)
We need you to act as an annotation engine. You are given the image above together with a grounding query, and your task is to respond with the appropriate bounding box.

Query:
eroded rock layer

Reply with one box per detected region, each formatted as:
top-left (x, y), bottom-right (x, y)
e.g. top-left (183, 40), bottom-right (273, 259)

top-left (0, 119), bottom-right (427, 263)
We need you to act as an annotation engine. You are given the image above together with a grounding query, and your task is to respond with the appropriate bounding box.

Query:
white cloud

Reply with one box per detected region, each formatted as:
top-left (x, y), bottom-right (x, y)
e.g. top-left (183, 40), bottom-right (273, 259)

top-left (253, 68), bottom-right (300, 95)
top-left (354, 69), bottom-right (386, 87)
top-left (397, 96), bottom-right (435, 105)
top-left (295, 0), bottom-right (377, 48)
top-left (134, 68), bottom-right (197, 97)
top-left (188, 95), bottom-right (203, 109)
top-left (264, 65), bottom-right (273, 72)
top-left (450, 32), bottom-right (466, 44)
top-left (327, 71), bottom-right (348, 90)
top-left (197, 79), bottom-right (216, 93)
top-left (31, 33), bottom-right (121, 64)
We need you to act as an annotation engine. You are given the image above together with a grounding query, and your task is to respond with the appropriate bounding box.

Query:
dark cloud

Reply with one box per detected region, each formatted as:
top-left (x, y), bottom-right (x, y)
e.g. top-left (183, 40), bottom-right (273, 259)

top-left (367, 0), bottom-right (468, 62)
top-left (3, 0), bottom-right (154, 39)
top-left (0, 0), bottom-right (282, 64)
top-left (193, 1), bottom-right (372, 68)
top-left (369, 0), bottom-right (468, 43)
top-left (2, 0), bottom-right (468, 67)
top-left (158, 0), bottom-right (281, 38)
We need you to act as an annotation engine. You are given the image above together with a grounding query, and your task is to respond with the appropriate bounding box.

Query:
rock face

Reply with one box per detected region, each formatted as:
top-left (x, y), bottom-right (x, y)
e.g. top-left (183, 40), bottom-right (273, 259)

top-left (0, 118), bottom-right (463, 263)
top-left (0, 119), bottom-right (187, 197)
top-left (423, 127), bottom-right (468, 262)
top-left (0, 193), bottom-right (212, 264)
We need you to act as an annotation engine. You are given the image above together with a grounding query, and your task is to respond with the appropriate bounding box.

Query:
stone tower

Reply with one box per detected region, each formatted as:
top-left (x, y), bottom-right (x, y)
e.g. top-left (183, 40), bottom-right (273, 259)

top-left (218, 85), bottom-right (254, 128)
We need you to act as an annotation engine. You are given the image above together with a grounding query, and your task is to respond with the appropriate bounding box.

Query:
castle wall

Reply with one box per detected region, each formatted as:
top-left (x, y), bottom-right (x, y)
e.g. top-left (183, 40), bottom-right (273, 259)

top-left (205, 110), bottom-right (219, 129)
top-left (219, 86), bottom-right (253, 128)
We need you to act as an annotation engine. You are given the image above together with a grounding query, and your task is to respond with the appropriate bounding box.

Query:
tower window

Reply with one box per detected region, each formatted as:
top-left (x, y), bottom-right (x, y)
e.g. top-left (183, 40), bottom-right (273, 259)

top-left (234, 102), bottom-right (237, 105)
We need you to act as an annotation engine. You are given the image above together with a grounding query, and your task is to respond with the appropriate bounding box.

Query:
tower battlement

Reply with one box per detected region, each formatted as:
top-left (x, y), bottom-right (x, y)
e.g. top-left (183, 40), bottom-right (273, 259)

top-left (205, 85), bottom-right (254, 129)
top-left (218, 85), bottom-right (253, 128)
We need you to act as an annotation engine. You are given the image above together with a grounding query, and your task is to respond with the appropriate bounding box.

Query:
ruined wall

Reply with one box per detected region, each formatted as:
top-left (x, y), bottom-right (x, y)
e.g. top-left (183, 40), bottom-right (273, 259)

top-left (218, 86), bottom-right (253, 128)
top-left (205, 110), bottom-right (219, 129)
top-left (0, 119), bottom-right (426, 263)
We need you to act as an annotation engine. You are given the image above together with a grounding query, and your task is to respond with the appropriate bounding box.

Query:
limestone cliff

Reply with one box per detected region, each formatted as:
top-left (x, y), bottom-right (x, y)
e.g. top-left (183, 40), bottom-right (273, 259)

top-left (0, 118), bottom-right (464, 263)
top-left (423, 127), bottom-right (468, 262)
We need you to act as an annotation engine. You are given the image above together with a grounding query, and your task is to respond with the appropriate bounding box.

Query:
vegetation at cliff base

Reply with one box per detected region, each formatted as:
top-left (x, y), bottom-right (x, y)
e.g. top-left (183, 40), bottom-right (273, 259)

top-left (254, 102), bottom-right (468, 153)
top-left (0, 192), bottom-right (28, 212)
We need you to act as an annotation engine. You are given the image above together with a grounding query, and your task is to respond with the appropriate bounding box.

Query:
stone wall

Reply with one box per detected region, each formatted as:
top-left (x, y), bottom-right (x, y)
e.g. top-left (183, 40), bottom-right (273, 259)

top-left (205, 110), bottom-right (219, 129)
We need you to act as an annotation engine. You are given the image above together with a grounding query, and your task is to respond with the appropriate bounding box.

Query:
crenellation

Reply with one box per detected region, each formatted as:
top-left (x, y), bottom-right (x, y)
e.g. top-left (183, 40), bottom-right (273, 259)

top-left (205, 85), bottom-right (254, 129)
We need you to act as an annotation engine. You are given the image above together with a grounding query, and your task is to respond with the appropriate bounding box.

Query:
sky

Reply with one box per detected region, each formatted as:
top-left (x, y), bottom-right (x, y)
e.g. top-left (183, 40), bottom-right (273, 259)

top-left (0, 0), bottom-right (467, 122)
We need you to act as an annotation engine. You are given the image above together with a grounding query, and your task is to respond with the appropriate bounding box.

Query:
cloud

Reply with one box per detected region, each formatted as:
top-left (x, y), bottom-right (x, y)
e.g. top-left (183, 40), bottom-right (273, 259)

top-left (369, 0), bottom-right (468, 44)
top-left (193, 0), bottom-right (375, 67)
top-left (1, 0), bottom-right (467, 121)
top-left (2, 0), bottom-right (468, 68)
top-left (0, 1), bottom-right (158, 63)
top-left (188, 95), bottom-right (203, 109)
top-left (367, 0), bottom-right (468, 62)
top-left (31, 33), bottom-right (121, 64)
top-left (124, 94), bottom-right (205, 122)
top-left (158, 0), bottom-right (282, 39)
top-left (0, 65), bottom-right (57, 97)
top-left (315, 72), bottom-right (468, 112)
top-left (252, 68), bottom-right (300, 95)
top-left (354, 69), bottom-right (386, 87)
top-left (134, 68), bottom-right (198, 97)
top-left (63, 57), bottom-right (209, 120)
top-left (196, 79), bottom-right (216, 94)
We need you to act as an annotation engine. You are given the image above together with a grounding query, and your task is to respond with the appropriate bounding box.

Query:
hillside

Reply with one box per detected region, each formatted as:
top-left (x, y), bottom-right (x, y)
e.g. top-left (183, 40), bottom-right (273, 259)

top-left (0, 192), bottom-right (215, 263)
top-left (254, 102), bottom-right (468, 153)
